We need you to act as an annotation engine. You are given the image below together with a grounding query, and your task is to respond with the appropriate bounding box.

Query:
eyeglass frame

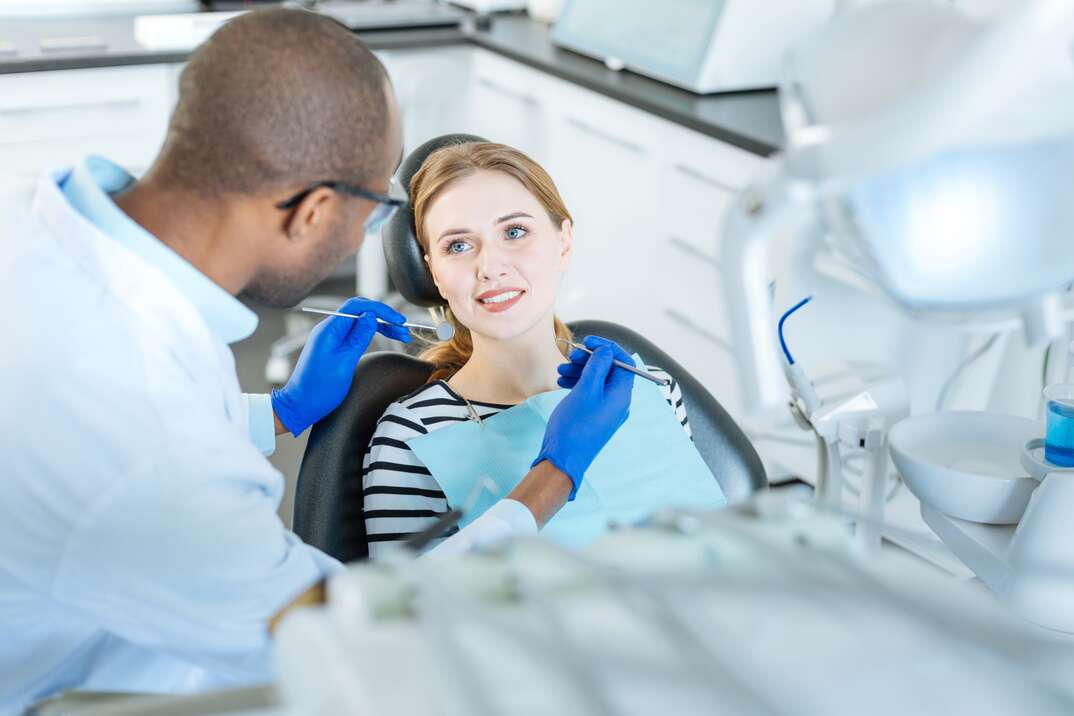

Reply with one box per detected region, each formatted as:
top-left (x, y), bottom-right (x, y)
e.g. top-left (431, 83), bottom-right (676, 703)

top-left (275, 176), bottom-right (408, 235)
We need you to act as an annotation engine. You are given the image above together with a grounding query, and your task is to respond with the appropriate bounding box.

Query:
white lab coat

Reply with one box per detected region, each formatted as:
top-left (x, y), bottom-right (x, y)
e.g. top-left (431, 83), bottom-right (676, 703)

top-left (0, 162), bottom-right (538, 714)
top-left (0, 168), bottom-right (338, 714)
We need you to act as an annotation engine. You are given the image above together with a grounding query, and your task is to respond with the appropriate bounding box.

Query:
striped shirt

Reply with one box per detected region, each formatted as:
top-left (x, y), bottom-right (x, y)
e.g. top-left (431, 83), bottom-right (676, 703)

top-left (362, 367), bottom-right (690, 559)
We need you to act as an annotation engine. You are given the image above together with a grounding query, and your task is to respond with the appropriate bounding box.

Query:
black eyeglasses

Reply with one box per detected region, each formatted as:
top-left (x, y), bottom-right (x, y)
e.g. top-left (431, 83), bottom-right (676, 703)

top-left (276, 177), bottom-right (408, 235)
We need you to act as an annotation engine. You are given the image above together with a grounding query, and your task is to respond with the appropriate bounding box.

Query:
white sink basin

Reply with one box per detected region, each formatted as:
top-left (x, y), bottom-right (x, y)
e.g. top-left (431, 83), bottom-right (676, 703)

top-left (888, 411), bottom-right (1042, 524)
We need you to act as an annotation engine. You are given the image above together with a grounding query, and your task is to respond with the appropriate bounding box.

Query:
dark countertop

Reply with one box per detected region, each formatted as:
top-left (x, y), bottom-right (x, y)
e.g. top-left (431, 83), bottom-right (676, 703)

top-left (466, 16), bottom-right (781, 157)
top-left (0, 11), bottom-right (782, 156)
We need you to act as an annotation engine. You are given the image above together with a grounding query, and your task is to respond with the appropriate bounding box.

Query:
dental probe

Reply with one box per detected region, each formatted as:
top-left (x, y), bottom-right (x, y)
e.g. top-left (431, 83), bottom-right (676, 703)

top-left (559, 339), bottom-right (671, 387)
top-left (300, 307), bottom-right (456, 341)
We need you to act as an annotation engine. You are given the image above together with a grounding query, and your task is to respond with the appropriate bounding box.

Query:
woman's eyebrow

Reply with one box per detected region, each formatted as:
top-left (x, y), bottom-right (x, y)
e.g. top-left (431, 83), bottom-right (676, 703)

top-left (437, 227), bottom-right (472, 241)
top-left (437, 212), bottom-right (533, 241)
top-left (495, 212), bottom-right (533, 224)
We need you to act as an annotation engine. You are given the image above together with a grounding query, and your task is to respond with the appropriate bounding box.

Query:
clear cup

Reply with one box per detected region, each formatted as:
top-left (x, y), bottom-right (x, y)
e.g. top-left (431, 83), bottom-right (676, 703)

top-left (1044, 383), bottom-right (1074, 467)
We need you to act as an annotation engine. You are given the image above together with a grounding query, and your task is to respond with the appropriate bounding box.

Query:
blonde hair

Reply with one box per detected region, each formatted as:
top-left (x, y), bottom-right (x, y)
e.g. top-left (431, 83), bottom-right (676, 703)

top-left (410, 142), bottom-right (573, 383)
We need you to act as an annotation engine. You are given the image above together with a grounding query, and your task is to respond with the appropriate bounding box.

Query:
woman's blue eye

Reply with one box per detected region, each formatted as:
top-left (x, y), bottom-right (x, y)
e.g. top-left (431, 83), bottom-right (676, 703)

top-left (505, 225), bottom-right (528, 240)
top-left (447, 240), bottom-right (471, 254)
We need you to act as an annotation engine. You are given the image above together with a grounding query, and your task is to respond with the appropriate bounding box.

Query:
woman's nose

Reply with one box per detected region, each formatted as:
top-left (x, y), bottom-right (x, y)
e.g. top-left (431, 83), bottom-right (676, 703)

top-left (475, 244), bottom-right (509, 280)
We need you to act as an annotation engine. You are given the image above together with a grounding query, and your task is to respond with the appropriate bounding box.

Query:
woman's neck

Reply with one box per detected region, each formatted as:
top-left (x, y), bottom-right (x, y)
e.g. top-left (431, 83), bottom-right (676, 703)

top-left (448, 320), bottom-right (567, 405)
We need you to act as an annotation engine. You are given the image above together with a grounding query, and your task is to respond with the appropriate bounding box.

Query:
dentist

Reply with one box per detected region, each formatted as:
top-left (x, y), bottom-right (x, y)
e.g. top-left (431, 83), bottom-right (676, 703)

top-left (0, 9), bottom-right (632, 712)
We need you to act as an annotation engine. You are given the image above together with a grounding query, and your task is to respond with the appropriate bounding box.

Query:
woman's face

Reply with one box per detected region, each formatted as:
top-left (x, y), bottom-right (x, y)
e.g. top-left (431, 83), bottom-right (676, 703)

top-left (422, 169), bottom-right (572, 343)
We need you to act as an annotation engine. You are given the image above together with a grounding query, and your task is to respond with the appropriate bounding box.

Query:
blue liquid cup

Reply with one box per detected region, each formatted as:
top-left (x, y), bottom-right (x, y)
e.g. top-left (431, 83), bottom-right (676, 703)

top-left (1044, 383), bottom-right (1074, 467)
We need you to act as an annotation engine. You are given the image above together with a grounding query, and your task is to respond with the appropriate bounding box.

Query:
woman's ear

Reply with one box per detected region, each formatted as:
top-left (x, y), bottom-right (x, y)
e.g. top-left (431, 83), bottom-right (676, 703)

top-left (424, 253), bottom-right (447, 299)
top-left (558, 218), bottom-right (574, 271)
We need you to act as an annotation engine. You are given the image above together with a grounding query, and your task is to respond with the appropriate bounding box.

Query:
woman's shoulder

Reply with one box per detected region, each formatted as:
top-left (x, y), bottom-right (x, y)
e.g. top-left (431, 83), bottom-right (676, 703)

top-left (395, 380), bottom-right (461, 409)
top-left (373, 381), bottom-right (484, 437)
top-left (394, 380), bottom-right (479, 417)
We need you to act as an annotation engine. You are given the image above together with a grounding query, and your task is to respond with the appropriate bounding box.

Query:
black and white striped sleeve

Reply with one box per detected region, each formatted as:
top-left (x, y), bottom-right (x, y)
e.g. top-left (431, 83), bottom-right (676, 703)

top-left (647, 366), bottom-right (691, 440)
top-left (362, 400), bottom-right (452, 559)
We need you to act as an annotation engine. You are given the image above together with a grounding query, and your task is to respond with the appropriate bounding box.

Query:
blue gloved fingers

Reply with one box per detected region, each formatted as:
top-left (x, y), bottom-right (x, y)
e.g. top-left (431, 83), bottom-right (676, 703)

top-left (568, 347), bottom-right (591, 366)
top-left (575, 345), bottom-right (615, 394)
top-left (337, 312), bottom-right (378, 351)
top-left (582, 335), bottom-right (635, 367)
top-left (557, 362), bottom-right (583, 389)
top-left (604, 360), bottom-right (636, 399)
top-left (338, 297), bottom-right (407, 327)
top-left (557, 362), bottom-right (583, 378)
top-left (315, 309), bottom-right (364, 347)
top-left (375, 320), bottom-right (412, 344)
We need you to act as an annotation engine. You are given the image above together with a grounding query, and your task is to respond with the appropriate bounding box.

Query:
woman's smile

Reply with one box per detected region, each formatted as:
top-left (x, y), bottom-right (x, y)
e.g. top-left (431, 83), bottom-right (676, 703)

top-left (476, 288), bottom-right (526, 313)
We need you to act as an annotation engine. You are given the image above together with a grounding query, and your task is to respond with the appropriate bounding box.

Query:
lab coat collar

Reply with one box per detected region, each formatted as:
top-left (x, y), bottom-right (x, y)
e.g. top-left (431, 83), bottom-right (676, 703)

top-left (54, 156), bottom-right (258, 345)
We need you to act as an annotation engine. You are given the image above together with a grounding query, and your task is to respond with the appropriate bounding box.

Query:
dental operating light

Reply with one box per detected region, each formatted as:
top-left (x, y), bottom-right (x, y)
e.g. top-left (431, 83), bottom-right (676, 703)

top-left (723, 0), bottom-right (1074, 417)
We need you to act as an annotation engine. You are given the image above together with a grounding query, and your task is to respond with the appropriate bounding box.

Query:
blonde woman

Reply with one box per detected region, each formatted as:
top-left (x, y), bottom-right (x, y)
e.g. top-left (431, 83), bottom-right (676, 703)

top-left (362, 142), bottom-right (691, 557)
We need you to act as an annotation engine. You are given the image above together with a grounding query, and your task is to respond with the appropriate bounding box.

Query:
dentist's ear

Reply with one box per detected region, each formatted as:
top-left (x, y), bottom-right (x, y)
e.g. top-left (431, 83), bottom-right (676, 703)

top-left (282, 186), bottom-right (331, 241)
top-left (558, 219), bottom-right (574, 270)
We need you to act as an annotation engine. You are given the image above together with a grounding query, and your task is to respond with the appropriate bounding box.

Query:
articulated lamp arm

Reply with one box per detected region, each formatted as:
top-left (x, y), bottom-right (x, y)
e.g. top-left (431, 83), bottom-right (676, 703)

top-left (719, 169), bottom-right (819, 419)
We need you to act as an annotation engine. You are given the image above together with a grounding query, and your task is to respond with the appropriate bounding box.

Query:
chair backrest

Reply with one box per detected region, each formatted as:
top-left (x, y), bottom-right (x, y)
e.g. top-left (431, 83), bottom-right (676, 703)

top-left (293, 352), bottom-right (433, 564)
top-left (293, 320), bottom-right (767, 562)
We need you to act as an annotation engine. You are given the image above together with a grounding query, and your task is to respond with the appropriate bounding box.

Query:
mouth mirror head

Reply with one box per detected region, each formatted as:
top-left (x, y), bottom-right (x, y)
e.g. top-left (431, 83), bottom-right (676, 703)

top-left (435, 321), bottom-right (455, 342)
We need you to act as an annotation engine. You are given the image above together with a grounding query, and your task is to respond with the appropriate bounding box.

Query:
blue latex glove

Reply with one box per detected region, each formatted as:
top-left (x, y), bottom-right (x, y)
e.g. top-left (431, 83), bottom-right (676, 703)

top-left (532, 336), bottom-right (636, 500)
top-left (272, 297), bottom-right (411, 436)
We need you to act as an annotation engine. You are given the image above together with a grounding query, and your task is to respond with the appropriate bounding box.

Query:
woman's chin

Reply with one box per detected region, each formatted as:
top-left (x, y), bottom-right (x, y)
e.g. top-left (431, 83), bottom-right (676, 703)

top-left (466, 315), bottom-right (552, 344)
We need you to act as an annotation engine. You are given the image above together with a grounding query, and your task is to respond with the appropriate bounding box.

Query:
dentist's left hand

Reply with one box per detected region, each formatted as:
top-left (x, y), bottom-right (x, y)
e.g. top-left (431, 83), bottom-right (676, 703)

top-left (271, 297), bottom-right (411, 436)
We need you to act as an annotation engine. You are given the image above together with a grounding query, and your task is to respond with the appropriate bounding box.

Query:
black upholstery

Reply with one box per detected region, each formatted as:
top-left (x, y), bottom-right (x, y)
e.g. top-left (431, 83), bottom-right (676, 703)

top-left (382, 132), bottom-right (487, 307)
top-left (292, 132), bottom-right (767, 563)
top-left (293, 320), bottom-right (767, 563)
top-left (293, 352), bottom-right (434, 564)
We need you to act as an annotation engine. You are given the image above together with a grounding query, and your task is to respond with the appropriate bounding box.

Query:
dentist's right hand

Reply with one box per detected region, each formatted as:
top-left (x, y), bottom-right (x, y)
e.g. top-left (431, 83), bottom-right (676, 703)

top-left (532, 336), bottom-right (636, 500)
top-left (271, 297), bottom-right (410, 437)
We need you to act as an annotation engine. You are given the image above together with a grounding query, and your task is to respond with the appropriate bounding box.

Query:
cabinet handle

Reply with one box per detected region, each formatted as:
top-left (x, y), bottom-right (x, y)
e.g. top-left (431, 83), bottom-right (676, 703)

top-left (668, 236), bottom-right (719, 269)
top-left (476, 77), bottom-right (538, 107)
top-left (673, 162), bottom-right (737, 192)
top-left (0, 99), bottom-right (141, 118)
top-left (39, 35), bottom-right (108, 53)
top-left (565, 117), bottom-right (645, 155)
top-left (664, 307), bottom-right (732, 353)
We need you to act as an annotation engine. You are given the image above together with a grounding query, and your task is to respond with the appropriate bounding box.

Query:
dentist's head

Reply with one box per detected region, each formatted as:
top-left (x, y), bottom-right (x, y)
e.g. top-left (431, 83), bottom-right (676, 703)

top-left (124, 8), bottom-right (403, 307)
top-left (410, 142), bottom-right (574, 381)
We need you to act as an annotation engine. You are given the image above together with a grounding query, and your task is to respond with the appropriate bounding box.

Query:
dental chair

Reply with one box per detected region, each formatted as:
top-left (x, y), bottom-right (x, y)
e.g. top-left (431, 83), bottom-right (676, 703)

top-left (293, 134), bottom-right (767, 563)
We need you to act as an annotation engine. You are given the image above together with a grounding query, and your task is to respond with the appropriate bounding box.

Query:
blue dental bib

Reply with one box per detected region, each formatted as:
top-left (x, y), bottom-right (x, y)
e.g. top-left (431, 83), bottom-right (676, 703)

top-left (406, 365), bottom-right (726, 548)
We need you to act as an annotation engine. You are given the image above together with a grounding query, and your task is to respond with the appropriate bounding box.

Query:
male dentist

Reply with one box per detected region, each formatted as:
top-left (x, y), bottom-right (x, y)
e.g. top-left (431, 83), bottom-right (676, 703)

top-left (0, 9), bottom-right (634, 713)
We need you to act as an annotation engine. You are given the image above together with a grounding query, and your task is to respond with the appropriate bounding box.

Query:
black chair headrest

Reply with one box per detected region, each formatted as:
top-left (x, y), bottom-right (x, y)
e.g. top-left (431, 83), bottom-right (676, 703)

top-left (383, 132), bottom-right (489, 307)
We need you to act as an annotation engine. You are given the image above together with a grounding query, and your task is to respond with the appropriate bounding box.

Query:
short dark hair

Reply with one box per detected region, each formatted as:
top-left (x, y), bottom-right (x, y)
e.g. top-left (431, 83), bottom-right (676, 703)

top-left (155, 8), bottom-right (390, 197)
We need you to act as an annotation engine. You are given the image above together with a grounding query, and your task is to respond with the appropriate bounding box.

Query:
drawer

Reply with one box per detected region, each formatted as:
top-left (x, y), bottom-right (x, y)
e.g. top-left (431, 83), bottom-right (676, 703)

top-left (656, 119), bottom-right (768, 192)
top-left (0, 65), bottom-right (173, 146)
top-left (656, 161), bottom-right (737, 262)
top-left (466, 73), bottom-right (551, 157)
top-left (653, 231), bottom-right (729, 325)
top-left (1, 134), bottom-right (164, 180)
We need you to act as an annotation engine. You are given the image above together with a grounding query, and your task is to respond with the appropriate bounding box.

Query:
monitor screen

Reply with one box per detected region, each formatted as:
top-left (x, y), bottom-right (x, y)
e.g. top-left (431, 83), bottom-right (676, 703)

top-left (553, 0), bottom-right (727, 83)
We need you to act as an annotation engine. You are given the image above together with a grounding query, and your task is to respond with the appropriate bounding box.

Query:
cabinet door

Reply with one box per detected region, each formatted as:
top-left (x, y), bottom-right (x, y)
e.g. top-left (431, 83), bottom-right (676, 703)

top-left (0, 64), bottom-right (176, 193)
top-left (464, 49), bottom-right (550, 160)
top-left (546, 109), bottom-right (657, 329)
top-left (379, 47), bottom-right (477, 153)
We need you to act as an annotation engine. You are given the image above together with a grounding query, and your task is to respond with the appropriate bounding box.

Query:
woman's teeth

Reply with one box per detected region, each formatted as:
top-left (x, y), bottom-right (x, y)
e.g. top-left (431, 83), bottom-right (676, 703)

top-left (479, 291), bottom-right (522, 304)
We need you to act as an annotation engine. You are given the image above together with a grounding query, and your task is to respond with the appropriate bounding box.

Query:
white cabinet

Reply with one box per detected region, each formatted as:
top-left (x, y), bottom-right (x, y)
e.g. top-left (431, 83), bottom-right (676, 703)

top-left (0, 63), bottom-right (180, 194)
